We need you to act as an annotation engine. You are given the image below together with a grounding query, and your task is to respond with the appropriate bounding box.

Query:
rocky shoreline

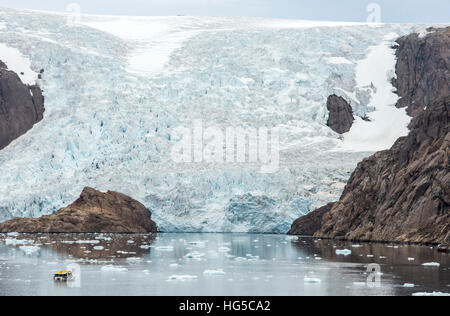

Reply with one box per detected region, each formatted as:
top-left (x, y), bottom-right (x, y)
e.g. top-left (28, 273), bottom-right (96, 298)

top-left (289, 27), bottom-right (449, 246)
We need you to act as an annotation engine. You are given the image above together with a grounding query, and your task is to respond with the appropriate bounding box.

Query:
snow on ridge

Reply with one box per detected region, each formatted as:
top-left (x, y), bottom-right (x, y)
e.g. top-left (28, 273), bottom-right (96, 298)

top-left (339, 32), bottom-right (412, 152)
top-left (0, 43), bottom-right (38, 85)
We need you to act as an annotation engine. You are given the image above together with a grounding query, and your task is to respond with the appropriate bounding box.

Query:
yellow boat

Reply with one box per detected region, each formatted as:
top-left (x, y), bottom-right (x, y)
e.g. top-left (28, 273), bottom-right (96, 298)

top-left (53, 271), bottom-right (73, 282)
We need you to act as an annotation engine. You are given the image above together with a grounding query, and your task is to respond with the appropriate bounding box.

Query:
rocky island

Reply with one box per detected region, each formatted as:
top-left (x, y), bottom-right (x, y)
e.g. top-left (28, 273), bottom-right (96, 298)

top-left (0, 187), bottom-right (158, 233)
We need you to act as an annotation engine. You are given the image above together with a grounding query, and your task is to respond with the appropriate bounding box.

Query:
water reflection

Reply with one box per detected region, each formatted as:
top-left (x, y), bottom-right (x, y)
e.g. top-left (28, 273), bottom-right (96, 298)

top-left (0, 233), bottom-right (448, 296)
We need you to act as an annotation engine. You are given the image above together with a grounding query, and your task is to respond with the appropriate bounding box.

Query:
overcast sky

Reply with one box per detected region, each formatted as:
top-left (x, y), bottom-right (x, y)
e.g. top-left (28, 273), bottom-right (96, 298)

top-left (1, 0), bottom-right (449, 23)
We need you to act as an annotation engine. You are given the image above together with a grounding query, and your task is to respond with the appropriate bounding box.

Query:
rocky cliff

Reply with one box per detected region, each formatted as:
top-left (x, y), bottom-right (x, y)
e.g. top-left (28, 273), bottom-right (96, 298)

top-left (0, 60), bottom-right (44, 150)
top-left (314, 96), bottom-right (449, 244)
top-left (289, 27), bottom-right (450, 244)
top-left (0, 187), bottom-right (158, 233)
top-left (326, 95), bottom-right (355, 134)
top-left (288, 203), bottom-right (335, 236)
top-left (393, 27), bottom-right (450, 118)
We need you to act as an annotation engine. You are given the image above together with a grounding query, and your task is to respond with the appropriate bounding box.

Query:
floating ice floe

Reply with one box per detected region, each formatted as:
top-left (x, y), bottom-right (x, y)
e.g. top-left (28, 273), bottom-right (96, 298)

top-left (218, 247), bottom-right (231, 253)
top-left (408, 258), bottom-right (415, 261)
top-left (101, 265), bottom-right (128, 272)
top-left (184, 251), bottom-right (205, 260)
top-left (126, 257), bottom-right (142, 262)
top-left (412, 292), bottom-right (450, 296)
top-left (336, 249), bottom-right (352, 256)
top-left (5, 238), bottom-right (33, 246)
top-left (203, 269), bottom-right (226, 276)
top-left (422, 262), bottom-right (440, 267)
top-left (19, 246), bottom-right (40, 255)
top-left (304, 276), bottom-right (321, 284)
top-left (169, 263), bottom-right (179, 268)
top-left (61, 240), bottom-right (100, 245)
top-left (187, 241), bottom-right (206, 248)
top-left (353, 282), bottom-right (366, 286)
top-left (155, 246), bottom-right (174, 252)
top-left (93, 246), bottom-right (104, 251)
top-left (167, 275), bottom-right (198, 282)
top-left (403, 283), bottom-right (415, 288)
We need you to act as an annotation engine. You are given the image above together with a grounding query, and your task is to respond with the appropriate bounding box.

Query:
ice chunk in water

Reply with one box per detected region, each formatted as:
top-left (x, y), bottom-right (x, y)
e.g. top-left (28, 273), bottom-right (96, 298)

top-left (101, 265), bottom-right (128, 272)
top-left (167, 275), bottom-right (198, 282)
top-left (335, 249), bottom-right (352, 256)
top-left (422, 262), bottom-right (440, 267)
top-left (203, 269), bottom-right (226, 276)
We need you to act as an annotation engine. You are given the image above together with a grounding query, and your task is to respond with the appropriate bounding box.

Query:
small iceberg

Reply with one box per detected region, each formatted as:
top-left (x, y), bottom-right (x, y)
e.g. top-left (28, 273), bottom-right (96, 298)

top-left (335, 249), bottom-right (352, 256)
top-left (412, 292), bottom-right (450, 296)
top-left (167, 275), bottom-right (198, 282)
top-left (203, 269), bottom-right (226, 276)
top-left (19, 245), bottom-right (40, 255)
top-left (101, 265), bottom-right (128, 272)
top-left (304, 276), bottom-right (321, 284)
top-left (422, 262), bottom-right (440, 267)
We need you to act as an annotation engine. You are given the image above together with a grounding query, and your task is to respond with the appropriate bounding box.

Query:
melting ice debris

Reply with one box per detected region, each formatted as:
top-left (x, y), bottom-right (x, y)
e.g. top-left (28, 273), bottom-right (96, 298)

top-left (422, 262), bottom-right (440, 267)
top-left (169, 263), bottom-right (179, 268)
top-left (19, 246), bottom-right (40, 255)
top-left (412, 292), bottom-right (450, 297)
top-left (403, 283), bottom-right (415, 288)
top-left (408, 258), bottom-right (415, 261)
top-left (218, 247), bottom-right (231, 253)
top-left (184, 251), bottom-right (205, 260)
top-left (335, 249), bottom-right (352, 256)
top-left (101, 265), bottom-right (128, 272)
top-left (140, 245), bottom-right (151, 250)
top-left (126, 257), bottom-right (142, 263)
top-left (155, 246), bottom-right (174, 252)
top-left (5, 238), bottom-right (33, 246)
top-left (167, 275), bottom-right (198, 282)
top-left (203, 269), bottom-right (226, 276)
top-left (351, 245), bottom-right (362, 248)
top-left (61, 240), bottom-right (100, 245)
top-left (93, 246), bottom-right (104, 251)
top-left (6, 232), bottom-right (19, 237)
top-left (304, 276), bottom-right (321, 284)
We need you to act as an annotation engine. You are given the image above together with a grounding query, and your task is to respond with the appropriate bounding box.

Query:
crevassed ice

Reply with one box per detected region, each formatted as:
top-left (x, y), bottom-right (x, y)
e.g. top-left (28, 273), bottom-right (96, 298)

top-left (0, 9), bottom-right (427, 232)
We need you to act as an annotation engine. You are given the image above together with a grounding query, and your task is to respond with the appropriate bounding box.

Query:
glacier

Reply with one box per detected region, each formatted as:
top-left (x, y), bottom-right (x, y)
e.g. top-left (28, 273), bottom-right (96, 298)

top-left (0, 8), bottom-right (434, 232)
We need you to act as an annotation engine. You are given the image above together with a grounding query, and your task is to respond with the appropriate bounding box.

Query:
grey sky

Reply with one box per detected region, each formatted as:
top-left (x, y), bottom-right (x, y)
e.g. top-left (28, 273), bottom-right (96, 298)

top-left (1, 0), bottom-right (449, 23)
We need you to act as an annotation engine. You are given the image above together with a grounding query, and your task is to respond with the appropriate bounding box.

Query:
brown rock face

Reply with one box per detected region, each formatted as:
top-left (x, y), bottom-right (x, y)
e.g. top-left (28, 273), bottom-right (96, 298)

top-left (0, 60), bottom-right (44, 150)
top-left (314, 96), bottom-right (449, 244)
top-left (326, 95), bottom-right (354, 134)
top-left (288, 203), bottom-right (335, 236)
top-left (392, 27), bottom-right (450, 118)
top-left (0, 187), bottom-right (158, 233)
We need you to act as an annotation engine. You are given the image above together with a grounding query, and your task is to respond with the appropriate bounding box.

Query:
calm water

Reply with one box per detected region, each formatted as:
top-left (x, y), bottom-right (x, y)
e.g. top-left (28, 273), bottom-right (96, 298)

top-left (0, 233), bottom-right (449, 296)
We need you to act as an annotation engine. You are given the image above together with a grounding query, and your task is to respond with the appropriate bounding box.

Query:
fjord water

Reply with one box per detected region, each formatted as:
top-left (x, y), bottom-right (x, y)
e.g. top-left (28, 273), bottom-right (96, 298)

top-left (0, 233), bottom-right (448, 296)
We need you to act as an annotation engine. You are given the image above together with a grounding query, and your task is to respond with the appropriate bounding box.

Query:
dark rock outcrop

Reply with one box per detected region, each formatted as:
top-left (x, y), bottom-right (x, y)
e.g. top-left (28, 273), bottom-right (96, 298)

top-left (289, 28), bottom-right (449, 245)
top-left (392, 27), bottom-right (450, 118)
top-left (326, 95), bottom-right (354, 134)
top-left (288, 203), bottom-right (335, 236)
top-left (0, 60), bottom-right (44, 150)
top-left (0, 187), bottom-right (158, 233)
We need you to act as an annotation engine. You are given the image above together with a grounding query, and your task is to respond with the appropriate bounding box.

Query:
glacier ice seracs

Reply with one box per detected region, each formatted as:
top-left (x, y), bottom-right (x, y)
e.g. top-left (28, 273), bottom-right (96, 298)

top-left (0, 8), bottom-right (433, 232)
